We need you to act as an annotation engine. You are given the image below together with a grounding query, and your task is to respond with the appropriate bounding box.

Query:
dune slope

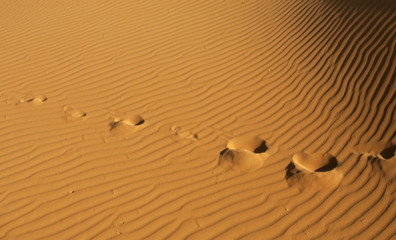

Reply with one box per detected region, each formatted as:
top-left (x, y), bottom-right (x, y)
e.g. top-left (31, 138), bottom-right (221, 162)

top-left (0, 0), bottom-right (395, 239)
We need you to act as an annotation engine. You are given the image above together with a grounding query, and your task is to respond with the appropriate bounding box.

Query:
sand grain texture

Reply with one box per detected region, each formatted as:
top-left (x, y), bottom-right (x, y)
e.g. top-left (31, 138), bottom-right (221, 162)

top-left (1, 0), bottom-right (395, 239)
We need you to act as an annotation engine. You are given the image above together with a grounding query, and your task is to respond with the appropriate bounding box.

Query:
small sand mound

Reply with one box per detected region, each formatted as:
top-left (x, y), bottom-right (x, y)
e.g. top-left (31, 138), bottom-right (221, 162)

top-left (227, 135), bottom-right (268, 153)
top-left (217, 135), bottom-right (268, 173)
top-left (292, 152), bottom-right (337, 172)
top-left (217, 148), bottom-right (264, 173)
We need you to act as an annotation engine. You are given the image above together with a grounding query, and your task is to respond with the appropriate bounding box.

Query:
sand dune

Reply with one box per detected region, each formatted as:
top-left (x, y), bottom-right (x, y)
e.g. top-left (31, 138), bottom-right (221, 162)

top-left (0, 0), bottom-right (395, 239)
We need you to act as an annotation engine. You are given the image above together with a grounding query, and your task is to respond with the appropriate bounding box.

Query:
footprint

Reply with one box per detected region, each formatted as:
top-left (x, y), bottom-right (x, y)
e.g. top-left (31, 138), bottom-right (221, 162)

top-left (216, 135), bottom-right (269, 174)
top-left (352, 141), bottom-right (395, 160)
top-left (109, 113), bottom-right (145, 132)
top-left (19, 95), bottom-right (47, 104)
top-left (226, 135), bottom-right (268, 153)
top-left (291, 152), bottom-right (337, 172)
top-left (358, 142), bottom-right (396, 179)
top-left (285, 152), bottom-right (342, 190)
top-left (63, 105), bottom-right (87, 121)
top-left (170, 125), bottom-right (198, 140)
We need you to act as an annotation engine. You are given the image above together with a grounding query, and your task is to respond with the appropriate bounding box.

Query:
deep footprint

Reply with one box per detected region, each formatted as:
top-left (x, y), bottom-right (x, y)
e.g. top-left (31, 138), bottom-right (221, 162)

top-left (226, 135), bottom-right (268, 153)
top-left (285, 152), bottom-right (342, 190)
top-left (291, 152), bottom-right (337, 172)
top-left (217, 135), bottom-right (268, 173)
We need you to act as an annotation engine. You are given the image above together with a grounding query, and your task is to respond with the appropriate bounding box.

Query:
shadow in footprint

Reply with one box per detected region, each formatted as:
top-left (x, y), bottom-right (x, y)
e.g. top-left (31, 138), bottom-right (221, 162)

top-left (135, 119), bottom-right (145, 125)
top-left (315, 157), bottom-right (338, 172)
top-left (285, 162), bottom-right (300, 180)
top-left (219, 148), bottom-right (230, 156)
top-left (380, 145), bottom-right (395, 160)
top-left (253, 141), bottom-right (268, 153)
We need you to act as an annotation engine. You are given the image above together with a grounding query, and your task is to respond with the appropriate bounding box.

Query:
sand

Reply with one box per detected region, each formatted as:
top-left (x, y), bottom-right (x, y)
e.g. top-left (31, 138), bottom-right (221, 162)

top-left (0, 0), bottom-right (395, 239)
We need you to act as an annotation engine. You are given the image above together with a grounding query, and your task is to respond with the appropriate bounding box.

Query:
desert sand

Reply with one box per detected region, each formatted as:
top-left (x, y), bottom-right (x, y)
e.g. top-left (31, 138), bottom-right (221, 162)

top-left (0, 0), bottom-right (395, 239)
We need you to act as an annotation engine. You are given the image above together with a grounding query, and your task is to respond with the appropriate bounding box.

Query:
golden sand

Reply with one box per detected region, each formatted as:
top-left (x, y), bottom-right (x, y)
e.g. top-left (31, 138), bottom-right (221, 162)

top-left (0, 0), bottom-right (395, 239)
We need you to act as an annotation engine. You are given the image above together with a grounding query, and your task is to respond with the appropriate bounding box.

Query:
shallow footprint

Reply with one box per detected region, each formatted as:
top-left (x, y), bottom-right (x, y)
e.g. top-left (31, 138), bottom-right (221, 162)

top-left (109, 113), bottom-right (145, 132)
top-left (353, 141), bottom-right (395, 160)
top-left (170, 125), bottom-right (198, 140)
top-left (216, 135), bottom-right (269, 174)
top-left (285, 152), bottom-right (342, 190)
top-left (19, 95), bottom-right (47, 104)
top-left (361, 142), bottom-right (396, 179)
top-left (63, 105), bottom-right (87, 121)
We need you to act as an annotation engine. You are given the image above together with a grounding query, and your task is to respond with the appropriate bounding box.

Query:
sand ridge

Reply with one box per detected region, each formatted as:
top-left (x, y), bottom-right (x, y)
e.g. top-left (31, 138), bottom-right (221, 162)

top-left (0, 0), bottom-right (395, 239)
